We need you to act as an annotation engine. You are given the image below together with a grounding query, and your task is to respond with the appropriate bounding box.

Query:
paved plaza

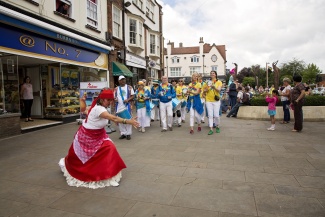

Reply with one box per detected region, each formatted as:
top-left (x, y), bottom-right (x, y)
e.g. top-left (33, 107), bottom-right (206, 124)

top-left (0, 116), bottom-right (325, 217)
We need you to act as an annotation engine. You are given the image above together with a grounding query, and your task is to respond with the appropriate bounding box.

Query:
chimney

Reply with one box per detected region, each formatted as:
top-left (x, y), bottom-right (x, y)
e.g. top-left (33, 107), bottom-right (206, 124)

top-left (199, 37), bottom-right (204, 43)
top-left (179, 42), bottom-right (183, 47)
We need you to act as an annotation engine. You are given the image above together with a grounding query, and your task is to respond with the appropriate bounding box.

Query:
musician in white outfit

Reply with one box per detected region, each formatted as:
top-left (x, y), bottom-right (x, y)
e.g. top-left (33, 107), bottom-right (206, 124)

top-left (150, 80), bottom-right (160, 121)
top-left (114, 76), bottom-right (134, 140)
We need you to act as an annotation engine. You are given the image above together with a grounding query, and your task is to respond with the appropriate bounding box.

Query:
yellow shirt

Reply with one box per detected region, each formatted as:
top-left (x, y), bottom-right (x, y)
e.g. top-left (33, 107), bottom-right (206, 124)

top-left (188, 82), bottom-right (201, 97)
top-left (176, 85), bottom-right (187, 100)
top-left (137, 89), bottom-right (145, 102)
top-left (205, 80), bottom-right (223, 102)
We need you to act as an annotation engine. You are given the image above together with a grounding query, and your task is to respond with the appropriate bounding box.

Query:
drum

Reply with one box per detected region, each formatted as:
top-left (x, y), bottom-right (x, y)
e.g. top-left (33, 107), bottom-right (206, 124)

top-left (182, 88), bottom-right (188, 94)
top-left (172, 98), bottom-right (181, 112)
top-left (207, 80), bottom-right (213, 87)
top-left (151, 99), bottom-right (159, 106)
top-left (116, 108), bottom-right (132, 119)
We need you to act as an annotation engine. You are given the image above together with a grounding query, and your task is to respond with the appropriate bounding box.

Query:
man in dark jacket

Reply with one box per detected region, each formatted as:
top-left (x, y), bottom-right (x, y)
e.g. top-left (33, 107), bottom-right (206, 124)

top-left (228, 80), bottom-right (238, 109)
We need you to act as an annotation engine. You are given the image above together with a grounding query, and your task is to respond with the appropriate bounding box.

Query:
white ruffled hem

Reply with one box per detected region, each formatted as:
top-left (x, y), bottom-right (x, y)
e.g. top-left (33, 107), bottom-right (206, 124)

top-left (58, 158), bottom-right (122, 189)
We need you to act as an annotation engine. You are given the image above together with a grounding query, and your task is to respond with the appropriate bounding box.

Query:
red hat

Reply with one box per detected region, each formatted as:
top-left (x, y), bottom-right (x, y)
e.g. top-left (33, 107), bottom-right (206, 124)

top-left (98, 89), bottom-right (114, 99)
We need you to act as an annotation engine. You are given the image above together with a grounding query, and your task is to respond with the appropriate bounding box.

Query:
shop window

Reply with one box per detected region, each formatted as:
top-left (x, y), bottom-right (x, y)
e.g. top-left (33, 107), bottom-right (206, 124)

top-left (87, 0), bottom-right (98, 28)
top-left (56, 0), bottom-right (72, 18)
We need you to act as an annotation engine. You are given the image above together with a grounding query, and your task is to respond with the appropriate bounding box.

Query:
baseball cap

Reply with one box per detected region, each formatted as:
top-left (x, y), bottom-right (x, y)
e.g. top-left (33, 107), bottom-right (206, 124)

top-left (118, 75), bottom-right (126, 81)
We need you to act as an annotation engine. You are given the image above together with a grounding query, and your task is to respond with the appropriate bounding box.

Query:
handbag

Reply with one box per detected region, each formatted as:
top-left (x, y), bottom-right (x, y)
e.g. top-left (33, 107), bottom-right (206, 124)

top-left (213, 90), bottom-right (220, 101)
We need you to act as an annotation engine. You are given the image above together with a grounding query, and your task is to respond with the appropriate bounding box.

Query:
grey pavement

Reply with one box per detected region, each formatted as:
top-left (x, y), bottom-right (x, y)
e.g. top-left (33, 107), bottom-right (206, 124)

top-left (0, 115), bottom-right (325, 217)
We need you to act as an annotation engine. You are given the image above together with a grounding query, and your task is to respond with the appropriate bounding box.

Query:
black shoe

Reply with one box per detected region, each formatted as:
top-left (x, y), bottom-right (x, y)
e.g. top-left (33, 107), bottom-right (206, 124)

top-left (231, 115), bottom-right (237, 118)
top-left (126, 135), bottom-right (131, 140)
top-left (226, 115), bottom-right (230, 118)
top-left (119, 135), bottom-right (126, 139)
top-left (151, 119), bottom-right (154, 122)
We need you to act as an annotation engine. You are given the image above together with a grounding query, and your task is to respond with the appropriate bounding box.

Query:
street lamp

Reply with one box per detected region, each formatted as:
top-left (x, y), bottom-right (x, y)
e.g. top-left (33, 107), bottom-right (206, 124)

top-left (165, 56), bottom-right (168, 77)
top-left (266, 62), bottom-right (269, 88)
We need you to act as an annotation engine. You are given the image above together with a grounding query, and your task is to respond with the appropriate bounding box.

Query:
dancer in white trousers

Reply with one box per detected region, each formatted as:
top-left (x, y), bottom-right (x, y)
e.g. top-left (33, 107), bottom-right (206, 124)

top-left (156, 76), bottom-right (176, 132)
top-left (203, 71), bottom-right (222, 135)
top-left (175, 79), bottom-right (187, 126)
top-left (150, 79), bottom-right (160, 121)
top-left (114, 76), bottom-right (135, 140)
top-left (134, 81), bottom-right (151, 133)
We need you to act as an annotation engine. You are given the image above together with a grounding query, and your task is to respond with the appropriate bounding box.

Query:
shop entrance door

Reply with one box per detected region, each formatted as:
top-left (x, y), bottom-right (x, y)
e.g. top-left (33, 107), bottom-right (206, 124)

top-left (26, 67), bottom-right (43, 118)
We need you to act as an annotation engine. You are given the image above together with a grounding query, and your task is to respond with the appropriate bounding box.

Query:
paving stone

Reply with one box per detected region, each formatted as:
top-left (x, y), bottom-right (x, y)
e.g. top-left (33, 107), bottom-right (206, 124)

top-left (225, 149), bottom-right (260, 157)
top-left (139, 164), bottom-right (187, 176)
top-left (155, 175), bottom-right (196, 185)
top-left (284, 145), bottom-right (319, 153)
top-left (183, 168), bottom-right (245, 182)
top-left (133, 158), bottom-right (190, 167)
top-left (219, 212), bottom-right (257, 217)
top-left (255, 192), bottom-right (325, 217)
top-left (188, 161), bottom-right (208, 168)
top-left (303, 169), bottom-right (325, 177)
top-left (124, 201), bottom-right (219, 217)
top-left (264, 167), bottom-right (306, 175)
top-left (122, 171), bottom-right (160, 182)
top-left (227, 143), bottom-right (271, 151)
top-left (171, 186), bottom-right (257, 216)
top-left (275, 185), bottom-right (325, 199)
top-left (9, 204), bottom-right (89, 217)
top-left (185, 146), bottom-right (225, 155)
top-left (0, 199), bottom-right (29, 216)
top-left (245, 172), bottom-right (299, 186)
top-left (308, 153), bottom-right (325, 160)
top-left (159, 151), bottom-right (197, 161)
top-left (295, 175), bottom-right (325, 188)
top-left (207, 163), bottom-right (264, 172)
top-left (234, 156), bottom-right (276, 167)
top-left (223, 180), bottom-right (276, 194)
top-left (101, 179), bottom-right (180, 205)
top-left (319, 198), bottom-right (325, 208)
top-left (147, 144), bottom-right (189, 152)
top-left (307, 159), bottom-right (325, 170)
top-left (49, 191), bottom-right (136, 217)
top-left (273, 157), bottom-right (315, 169)
top-left (194, 153), bottom-right (234, 165)
top-left (268, 144), bottom-right (287, 152)
top-left (312, 144), bottom-right (325, 154)
top-left (184, 178), bottom-right (223, 189)
top-left (259, 151), bottom-right (310, 159)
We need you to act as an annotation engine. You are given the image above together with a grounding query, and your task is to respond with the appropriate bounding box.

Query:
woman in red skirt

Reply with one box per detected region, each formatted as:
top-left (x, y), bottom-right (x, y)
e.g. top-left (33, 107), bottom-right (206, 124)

top-left (59, 89), bottom-right (139, 188)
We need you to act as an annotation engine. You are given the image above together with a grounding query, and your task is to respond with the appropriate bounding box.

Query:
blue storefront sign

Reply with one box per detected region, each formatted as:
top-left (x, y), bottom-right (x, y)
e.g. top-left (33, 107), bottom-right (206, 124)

top-left (0, 23), bottom-right (100, 63)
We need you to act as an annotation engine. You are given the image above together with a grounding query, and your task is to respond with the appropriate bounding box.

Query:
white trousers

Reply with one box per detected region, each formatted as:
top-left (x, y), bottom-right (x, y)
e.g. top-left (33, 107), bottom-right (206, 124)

top-left (151, 105), bottom-right (160, 120)
top-left (206, 101), bottom-right (221, 128)
top-left (190, 107), bottom-right (202, 127)
top-left (160, 101), bottom-right (173, 129)
top-left (137, 107), bottom-right (150, 128)
top-left (119, 123), bottom-right (132, 135)
top-left (201, 98), bottom-right (206, 121)
top-left (181, 105), bottom-right (186, 121)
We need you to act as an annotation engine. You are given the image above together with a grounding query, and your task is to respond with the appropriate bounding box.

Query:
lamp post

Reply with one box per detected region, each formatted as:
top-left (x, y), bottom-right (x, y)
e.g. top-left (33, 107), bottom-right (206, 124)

top-left (165, 56), bottom-right (168, 77)
top-left (122, 1), bottom-right (131, 65)
top-left (202, 54), bottom-right (205, 75)
top-left (266, 62), bottom-right (269, 88)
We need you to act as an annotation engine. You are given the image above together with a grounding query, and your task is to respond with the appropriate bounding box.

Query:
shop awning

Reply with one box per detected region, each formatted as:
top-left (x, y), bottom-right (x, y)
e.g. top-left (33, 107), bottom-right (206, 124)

top-left (112, 62), bottom-right (133, 77)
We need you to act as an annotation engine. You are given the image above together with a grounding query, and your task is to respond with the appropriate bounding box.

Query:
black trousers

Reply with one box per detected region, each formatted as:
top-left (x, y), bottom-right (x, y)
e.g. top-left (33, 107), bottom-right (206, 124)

top-left (293, 101), bottom-right (303, 131)
top-left (23, 99), bottom-right (33, 118)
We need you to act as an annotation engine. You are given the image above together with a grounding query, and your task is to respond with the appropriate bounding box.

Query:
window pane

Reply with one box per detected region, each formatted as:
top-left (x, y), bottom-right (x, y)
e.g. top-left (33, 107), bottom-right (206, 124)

top-left (130, 19), bottom-right (137, 44)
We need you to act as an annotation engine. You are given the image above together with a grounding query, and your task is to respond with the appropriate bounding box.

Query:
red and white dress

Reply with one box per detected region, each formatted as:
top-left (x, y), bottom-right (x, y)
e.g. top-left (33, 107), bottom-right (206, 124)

top-left (59, 105), bottom-right (126, 188)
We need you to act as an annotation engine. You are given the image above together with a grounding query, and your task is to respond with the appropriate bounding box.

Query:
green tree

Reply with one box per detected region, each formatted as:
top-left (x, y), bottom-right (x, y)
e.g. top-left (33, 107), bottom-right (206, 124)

top-left (242, 77), bottom-right (255, 87)
top-left (302, 63), bottom-right (322, 84)
top-left (280, 58), bottom-right (306, 77)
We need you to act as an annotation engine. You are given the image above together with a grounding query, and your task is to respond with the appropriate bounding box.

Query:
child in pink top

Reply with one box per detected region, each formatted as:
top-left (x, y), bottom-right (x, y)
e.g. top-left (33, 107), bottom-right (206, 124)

top-left (265, 90), bottom-right (279, 131)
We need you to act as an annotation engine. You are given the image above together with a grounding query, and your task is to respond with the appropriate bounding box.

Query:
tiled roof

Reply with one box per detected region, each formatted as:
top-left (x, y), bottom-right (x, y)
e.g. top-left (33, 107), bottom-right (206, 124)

top-left (171, 46), bottom-right (200, 55)
top-left (168, 43), bottom-right (226, 62)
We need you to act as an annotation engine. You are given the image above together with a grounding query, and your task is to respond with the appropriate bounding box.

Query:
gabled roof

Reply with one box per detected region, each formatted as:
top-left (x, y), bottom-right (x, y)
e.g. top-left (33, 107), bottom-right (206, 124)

top-left (167, 43), bottom-right (226, 61)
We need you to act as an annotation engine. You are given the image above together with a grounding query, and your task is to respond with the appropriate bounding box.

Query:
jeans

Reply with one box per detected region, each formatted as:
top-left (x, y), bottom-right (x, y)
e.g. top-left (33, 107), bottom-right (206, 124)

top-left (282, 100), bottom-right (290, 122)
top-left (23, 99), bottom-right (33, 118)
top-left (229, 96), bottom-right (237, 108)
top-left (227, 102), bottom-right (242, 117)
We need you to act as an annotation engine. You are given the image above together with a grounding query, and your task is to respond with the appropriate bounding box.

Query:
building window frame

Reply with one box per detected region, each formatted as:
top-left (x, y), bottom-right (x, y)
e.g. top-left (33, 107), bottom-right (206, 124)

top-left (87, 0), bottom-right (98, 28)
top-left (150, 34), bottom-right (156, 54)
top-left (190, 56), bottom-right (200, 63)
top-left (170, 67), bottom-right (181, 77)
top-left (171, 56), bottom-right (180, 64)
top-left (112, 5), bottom-right (122, 39)
top-left (146, 0), bottom-right (154, 20)
top-left (189, 66), bottom-right (201, 75)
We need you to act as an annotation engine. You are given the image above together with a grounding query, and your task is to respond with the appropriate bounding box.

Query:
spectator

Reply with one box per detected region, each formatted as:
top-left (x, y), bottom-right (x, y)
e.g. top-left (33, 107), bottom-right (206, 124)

top-left (226, 86), bottom-right (244, 118)
top-left (57, 3), bottom-right (69, 17)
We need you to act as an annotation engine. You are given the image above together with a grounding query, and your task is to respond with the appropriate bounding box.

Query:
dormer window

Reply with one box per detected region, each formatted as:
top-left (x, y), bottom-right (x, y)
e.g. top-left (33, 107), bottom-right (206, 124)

top-left (172, 56), bottom-right (180, 64)
top-left (191, 56), bottom-right (199, 63)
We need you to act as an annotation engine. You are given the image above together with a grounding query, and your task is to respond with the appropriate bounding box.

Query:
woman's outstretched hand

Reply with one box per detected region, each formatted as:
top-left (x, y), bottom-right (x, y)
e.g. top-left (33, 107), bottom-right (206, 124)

top-left (129, 117), bottom-right (140, 128)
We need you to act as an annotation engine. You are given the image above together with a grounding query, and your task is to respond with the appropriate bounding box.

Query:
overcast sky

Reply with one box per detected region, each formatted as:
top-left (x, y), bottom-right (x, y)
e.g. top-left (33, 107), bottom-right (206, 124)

top-left (157, 0), bottom-right (325, 72)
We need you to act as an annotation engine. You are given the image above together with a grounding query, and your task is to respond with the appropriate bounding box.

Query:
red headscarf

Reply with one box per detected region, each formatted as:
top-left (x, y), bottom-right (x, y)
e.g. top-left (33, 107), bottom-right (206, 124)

top-left (85, 89), bottom-right (114, 123)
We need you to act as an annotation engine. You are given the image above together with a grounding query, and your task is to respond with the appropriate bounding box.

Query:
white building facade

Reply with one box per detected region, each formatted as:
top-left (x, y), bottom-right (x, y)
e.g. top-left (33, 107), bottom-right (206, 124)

top-left (0, 0), bottom-right (111, 122)
top-left (124, 0), bottom-right (163, 81)
top-left (164, 37), bottom-right (226, 83)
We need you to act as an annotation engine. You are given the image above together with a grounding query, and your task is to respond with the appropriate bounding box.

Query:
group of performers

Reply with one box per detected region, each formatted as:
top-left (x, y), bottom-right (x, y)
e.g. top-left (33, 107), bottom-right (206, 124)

top-left (114, 70), bottom-right (223, 138)
top-left (58, 71), bottom-right (224, 189)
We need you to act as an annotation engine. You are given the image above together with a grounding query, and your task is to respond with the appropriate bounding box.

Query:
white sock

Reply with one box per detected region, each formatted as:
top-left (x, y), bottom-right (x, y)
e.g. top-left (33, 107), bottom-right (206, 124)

top-left (271, 124), bottom-right (275, 129)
